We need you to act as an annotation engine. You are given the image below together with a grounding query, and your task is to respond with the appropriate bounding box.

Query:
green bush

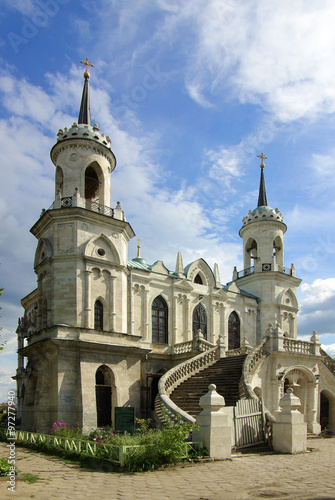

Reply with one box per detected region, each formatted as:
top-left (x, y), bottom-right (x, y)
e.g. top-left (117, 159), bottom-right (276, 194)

top-left (124, 419), bottom-right (200, 472)
top-left (0, 458), bottom-right (16, 476)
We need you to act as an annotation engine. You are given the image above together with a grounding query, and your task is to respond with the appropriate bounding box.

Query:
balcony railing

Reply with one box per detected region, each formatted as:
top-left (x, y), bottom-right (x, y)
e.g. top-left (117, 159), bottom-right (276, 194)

top-left (237, 266), bottom-right (254, 278)
top-left (236, 265), bottom-right (293, 279)
top-left (47, 197), bottom-right (115, 218)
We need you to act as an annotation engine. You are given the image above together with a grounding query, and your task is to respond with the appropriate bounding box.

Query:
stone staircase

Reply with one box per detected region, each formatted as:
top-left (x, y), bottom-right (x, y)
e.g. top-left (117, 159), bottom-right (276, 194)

top-left (169, 354), bottom-right (247, 418)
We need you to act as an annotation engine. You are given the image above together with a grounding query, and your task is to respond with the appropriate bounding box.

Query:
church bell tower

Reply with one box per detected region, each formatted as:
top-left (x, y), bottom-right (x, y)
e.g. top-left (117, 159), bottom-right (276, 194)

top-left (236, 154), bottom-right (301, 339)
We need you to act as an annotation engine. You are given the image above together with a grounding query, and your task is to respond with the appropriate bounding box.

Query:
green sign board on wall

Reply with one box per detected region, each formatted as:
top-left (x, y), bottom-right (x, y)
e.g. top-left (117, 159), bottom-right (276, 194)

top-left (114, 407), bottom-right (135, 433)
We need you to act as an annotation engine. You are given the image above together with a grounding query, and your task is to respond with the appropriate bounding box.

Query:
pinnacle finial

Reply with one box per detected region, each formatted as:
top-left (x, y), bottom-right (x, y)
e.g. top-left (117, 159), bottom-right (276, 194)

top-left (257, 153), bottom-right (268, 207)
top-left (257, 152), bottom-right (267, 169)
top-left (136, 238), bottom-right (142, 258)
top-left (79, 57), bottom-right (94, 79)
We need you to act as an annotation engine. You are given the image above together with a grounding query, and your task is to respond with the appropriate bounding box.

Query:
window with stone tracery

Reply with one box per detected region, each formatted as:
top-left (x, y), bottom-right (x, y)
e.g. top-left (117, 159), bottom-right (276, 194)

top-left (94, 299), bottom-right (103, 330)
top-left (193, 303), bottom-right (207, 339)
top-left (228, 311), bottom-right (240, 350)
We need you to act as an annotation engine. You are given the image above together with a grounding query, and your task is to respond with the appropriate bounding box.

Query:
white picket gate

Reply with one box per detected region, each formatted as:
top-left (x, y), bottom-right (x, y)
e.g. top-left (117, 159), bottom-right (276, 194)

top-left (234, 398), bottom-right (265, 448)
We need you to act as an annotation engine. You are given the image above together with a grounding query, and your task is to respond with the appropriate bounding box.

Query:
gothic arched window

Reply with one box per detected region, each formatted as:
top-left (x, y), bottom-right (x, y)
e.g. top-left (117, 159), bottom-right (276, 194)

top-left (193, 303), bottom-right (207, 339)
top-left (94, 300), bottom-right (103, 330)
top-left (228, 311), bottom-right (240, 350)
top-left (152, 296), bottom-right (168, 344)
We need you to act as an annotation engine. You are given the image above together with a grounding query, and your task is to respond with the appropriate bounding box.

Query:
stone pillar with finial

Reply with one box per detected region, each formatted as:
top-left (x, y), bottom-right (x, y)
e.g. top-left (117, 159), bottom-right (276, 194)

top-left (192, 384), bottom-right (232, 459)
top-left (272, 388), bottom-right (307, 454)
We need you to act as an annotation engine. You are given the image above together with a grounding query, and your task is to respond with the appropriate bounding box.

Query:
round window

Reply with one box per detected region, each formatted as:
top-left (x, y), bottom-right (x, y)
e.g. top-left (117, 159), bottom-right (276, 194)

top-left (97, 248), bottom-right (106, 256)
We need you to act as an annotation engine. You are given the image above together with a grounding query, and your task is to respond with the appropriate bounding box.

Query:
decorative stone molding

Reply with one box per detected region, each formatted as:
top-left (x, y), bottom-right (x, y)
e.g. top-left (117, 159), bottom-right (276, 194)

top-left (242, 206), bottom-right (284, 227)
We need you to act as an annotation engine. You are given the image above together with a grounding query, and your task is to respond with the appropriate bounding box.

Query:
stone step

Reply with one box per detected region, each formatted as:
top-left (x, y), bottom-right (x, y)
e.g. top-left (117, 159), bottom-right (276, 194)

top-left (170, 354), bottom-right (247, 417)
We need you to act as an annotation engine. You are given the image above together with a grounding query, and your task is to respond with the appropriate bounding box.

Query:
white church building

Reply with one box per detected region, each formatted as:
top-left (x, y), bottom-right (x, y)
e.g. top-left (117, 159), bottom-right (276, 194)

top-left (14, 63), bottom-right (335, 437)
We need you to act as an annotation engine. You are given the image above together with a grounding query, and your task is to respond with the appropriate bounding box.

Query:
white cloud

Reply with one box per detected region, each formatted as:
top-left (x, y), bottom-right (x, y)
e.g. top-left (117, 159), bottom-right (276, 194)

top-left (298, 278), bottom-right (335, 338)
top-left (322, 343), bottom-right (335, 358)
top-left (135, 0), bottom-right (335, 123)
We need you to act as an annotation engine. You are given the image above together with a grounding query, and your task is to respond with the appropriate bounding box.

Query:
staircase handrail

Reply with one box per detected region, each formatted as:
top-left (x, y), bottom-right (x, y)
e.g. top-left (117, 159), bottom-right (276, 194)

top-left (240, 336), bottom-right (276, 424)
top-left (320, 348), bottom-right (335, 375)
top-left (157, 345), bottom-right (219, 423)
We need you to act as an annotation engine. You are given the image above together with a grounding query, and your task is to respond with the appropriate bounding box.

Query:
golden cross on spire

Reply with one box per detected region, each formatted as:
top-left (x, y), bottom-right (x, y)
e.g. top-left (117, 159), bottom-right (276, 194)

top-left (257, 152), bottom-right (267, 169)
top-left (79, 57), bottom-right (94, 79)
top-left (136, 238), bottom-right (142, 259)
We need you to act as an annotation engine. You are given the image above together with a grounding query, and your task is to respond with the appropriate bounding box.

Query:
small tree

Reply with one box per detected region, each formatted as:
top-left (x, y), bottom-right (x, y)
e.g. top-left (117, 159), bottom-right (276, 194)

top-left (0, 288), bottom-right (5, 351)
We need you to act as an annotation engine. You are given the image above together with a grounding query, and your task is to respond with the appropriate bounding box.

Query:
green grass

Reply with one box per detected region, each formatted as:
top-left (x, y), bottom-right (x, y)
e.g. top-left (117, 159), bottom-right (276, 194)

top-left (21, 473), bottom-right (43, 484)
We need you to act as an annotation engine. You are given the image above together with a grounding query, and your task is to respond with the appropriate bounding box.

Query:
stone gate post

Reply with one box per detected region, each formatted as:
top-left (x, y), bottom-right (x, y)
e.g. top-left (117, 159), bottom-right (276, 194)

top-left (272, 388), bottom-right (307, 454)
top-left (192, 384), bottom-right (231, 459)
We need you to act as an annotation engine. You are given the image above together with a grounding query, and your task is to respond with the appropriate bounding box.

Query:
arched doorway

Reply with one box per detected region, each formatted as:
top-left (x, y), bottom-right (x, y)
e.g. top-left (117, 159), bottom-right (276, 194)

top-left (193, 303), bottom-right (207, 339)
top-left (95, 365), bottom-right (114, 427)
top-left (320, 391), bottom-right (329, 430)
top-left (228, 311), bottom-right (240, 350)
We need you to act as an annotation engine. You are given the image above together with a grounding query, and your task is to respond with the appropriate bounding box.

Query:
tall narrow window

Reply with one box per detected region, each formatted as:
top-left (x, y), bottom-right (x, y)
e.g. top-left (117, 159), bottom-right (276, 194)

top-left (152, 296), bottom-right (168, 344)
top-left (228, 311), bottom-right (240, 350)
top-left (94, 300), bottom-right (103, 330)
top-left (193, 303), bottom-right (207, 339)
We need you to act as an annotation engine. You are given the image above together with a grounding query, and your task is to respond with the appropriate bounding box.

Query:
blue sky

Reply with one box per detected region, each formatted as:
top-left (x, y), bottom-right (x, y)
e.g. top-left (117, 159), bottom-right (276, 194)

top-left (1, 0), bottom-right (335, 401)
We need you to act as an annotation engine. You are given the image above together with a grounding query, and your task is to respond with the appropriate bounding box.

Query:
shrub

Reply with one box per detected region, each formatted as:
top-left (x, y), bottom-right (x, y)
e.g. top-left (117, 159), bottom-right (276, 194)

top-left (124, 418), bottom-right (200, 472)
top-left (0, 458), bottom-right (17, 476)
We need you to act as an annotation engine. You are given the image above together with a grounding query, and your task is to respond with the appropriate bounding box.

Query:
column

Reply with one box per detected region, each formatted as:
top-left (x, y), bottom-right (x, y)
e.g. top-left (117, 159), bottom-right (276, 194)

top-left (172, 294), bottom-right (178, 346)
top-left (185, 298), bottom-right (190, 341)
top-left (84, 269), bottom-right (92, 328)
top-left (110, 275), bottom-right (116, 332)
top-left (210, 300), bottom-right (215, 344)
top-left (307, 381), bottom-right (321, 434)
top-left (142, 287), bottom-right (149, 341)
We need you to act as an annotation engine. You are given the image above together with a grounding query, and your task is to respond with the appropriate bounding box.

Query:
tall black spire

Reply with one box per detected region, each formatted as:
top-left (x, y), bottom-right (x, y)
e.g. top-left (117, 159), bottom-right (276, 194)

top-left (257, 153), bottom-right (268, 207)
top-left (78, 58), bottom-right (94, 126)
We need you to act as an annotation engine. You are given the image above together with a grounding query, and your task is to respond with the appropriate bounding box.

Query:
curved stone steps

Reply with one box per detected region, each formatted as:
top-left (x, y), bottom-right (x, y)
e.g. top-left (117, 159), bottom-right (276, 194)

top-left (169, 354), bottom-right (247, 418)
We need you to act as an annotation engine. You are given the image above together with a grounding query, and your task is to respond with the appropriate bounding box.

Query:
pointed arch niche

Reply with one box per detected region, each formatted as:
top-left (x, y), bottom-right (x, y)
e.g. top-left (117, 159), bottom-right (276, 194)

top-left (193, 303), bottom-right (207, 339)
top-left (244, 237), bottom-right (258, 268)
top-left (85, 162), bottom-right (104, 205)
top-left (95, 365), bottom-right (116, 428)
top-left (228, 311), bottom-right (240, 350)
top-left (273, 235), bottom-right (284, 268)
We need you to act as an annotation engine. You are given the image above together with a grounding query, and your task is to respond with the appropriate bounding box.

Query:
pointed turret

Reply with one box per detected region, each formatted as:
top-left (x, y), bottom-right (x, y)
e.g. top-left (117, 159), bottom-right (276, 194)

top-left (78, 57), bottom-right (93, 125)
top-left (78, 75), bottom-right (91, 125)
top-left (214, 263), bottom-right (220, 287)
top-left (175, 251), bottom-right (185, 278)
top-left (257, 153), bottom-right (268, 207)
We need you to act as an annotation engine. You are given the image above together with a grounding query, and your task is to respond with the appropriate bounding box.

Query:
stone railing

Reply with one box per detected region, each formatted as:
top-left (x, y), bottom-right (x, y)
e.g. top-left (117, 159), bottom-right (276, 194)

top-left (283, 338), bottom-right (314, 355)
top-left (267, 325), bottom-right (321, 356)
top-left (157, 345), bottom-right (219, 424)
top-left (240, 336), bottom-right (276, 427)
top-left (243, 336), bottom-right (269, 377)
top-left (173, 337), bottom-right (215, 355)
top-left (225, 343), bottom-right (253, 357)
top-left (321, 348), bottom-right (335, 375)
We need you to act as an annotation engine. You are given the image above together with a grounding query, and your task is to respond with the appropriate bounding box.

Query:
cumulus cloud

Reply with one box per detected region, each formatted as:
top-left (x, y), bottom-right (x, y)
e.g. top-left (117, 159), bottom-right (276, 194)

top-left (298, 278), bottom-right (335, 338)
top-left (102, 0), bottom-right (335, 124)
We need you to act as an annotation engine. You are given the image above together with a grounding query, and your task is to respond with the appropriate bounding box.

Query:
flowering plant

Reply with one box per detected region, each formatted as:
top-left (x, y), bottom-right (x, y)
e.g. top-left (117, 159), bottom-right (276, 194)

top-left (50, 420), bottom-right (82, 438)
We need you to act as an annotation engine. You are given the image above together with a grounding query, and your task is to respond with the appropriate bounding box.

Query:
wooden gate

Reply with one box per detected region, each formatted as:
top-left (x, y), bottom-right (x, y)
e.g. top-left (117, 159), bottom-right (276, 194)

top-left (234, 398), bottom-right (265, 448)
